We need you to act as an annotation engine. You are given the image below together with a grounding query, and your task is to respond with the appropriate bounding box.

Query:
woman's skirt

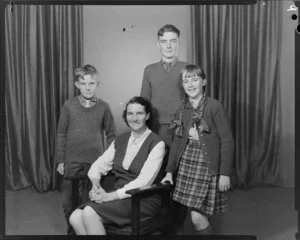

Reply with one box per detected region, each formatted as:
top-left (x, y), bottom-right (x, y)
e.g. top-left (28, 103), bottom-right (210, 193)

top-left (78, 192), bottom-right (161, 227)
top-left (172, 139), bottom-right (228, 216)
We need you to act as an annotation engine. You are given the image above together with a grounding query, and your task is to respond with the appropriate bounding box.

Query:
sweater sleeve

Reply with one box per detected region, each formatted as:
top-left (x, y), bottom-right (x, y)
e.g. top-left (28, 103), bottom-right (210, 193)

top-left (165, 109), bottom-right (183, 173)
top-left (102, 104), bottom-right (116, 148)
top-left (165, 136), bottom-right (181, 173)
top-left (212, 103), bottom-right (234, 176)
top-left (140, 66), bottom-right (151, 100)
top-left (55, 102), bottom-right (70, 164)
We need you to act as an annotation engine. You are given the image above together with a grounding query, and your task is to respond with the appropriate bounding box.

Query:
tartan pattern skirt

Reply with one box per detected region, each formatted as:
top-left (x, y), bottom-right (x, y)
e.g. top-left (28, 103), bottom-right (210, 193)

top-left (172, 139), bottom-right (228, 216)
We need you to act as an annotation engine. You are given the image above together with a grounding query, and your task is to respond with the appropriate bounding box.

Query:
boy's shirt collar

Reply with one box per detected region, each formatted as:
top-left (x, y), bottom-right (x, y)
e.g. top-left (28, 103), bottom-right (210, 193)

top-left (161, 57), bottom-right (179, 71)
top-left (78, 95), bottom-right (98, 108)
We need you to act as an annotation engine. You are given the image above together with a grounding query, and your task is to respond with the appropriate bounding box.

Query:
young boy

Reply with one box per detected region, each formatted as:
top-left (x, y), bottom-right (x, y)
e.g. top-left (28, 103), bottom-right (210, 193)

top-left (55, 64), bottom-right (116, 234)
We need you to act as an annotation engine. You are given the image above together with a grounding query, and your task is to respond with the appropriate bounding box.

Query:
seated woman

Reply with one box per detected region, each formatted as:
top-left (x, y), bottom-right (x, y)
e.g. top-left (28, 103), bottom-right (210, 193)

top-left (69, 96), bottom-right (166, 235)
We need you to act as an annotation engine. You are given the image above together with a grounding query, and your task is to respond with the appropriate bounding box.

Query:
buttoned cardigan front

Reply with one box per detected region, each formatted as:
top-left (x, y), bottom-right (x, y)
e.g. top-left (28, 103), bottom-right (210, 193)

top-left (166, 97), bottom-right (234, 176)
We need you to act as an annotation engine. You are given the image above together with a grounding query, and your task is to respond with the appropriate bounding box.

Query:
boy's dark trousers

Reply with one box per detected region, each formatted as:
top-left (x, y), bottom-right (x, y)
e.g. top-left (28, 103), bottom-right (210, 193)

top-left (61, 162), bottom-right (91, 235)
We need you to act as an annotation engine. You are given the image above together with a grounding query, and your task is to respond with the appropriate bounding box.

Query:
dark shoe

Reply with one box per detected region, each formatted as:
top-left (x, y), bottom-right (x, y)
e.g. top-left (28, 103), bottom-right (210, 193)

top-left (67, 224), bottom-right (76, 235)
top-left (196, 225), bottom-right (212, 235)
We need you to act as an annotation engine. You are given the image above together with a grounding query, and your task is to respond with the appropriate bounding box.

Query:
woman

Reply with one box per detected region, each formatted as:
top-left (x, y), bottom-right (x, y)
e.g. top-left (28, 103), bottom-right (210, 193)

top-left (161, 64), bottom-right (234, 234)
top-left (69, 96), bottom-right (165, 235)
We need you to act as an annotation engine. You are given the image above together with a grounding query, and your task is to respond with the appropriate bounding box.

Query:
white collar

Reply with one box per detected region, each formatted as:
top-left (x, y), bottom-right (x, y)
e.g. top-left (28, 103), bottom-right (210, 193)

top-left (129, 128), bottom-right (151, 145)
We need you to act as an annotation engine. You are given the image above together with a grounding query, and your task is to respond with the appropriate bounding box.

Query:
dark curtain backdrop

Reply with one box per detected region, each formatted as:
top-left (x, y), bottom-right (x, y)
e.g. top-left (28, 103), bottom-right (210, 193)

top-left (192, 1), bottom-right (282, 188)
top-left (5, 5), bottom-right (83, 192)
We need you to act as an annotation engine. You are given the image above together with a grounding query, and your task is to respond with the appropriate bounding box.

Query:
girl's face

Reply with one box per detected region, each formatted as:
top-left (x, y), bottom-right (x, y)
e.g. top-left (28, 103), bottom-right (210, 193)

top-left (182, 72), bottom-right (207, 100)
top-left (126, 103), bottom-right (149, 134)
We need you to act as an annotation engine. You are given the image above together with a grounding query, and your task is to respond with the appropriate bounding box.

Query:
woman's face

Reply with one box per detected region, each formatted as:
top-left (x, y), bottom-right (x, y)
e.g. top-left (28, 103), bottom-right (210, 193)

top-left (126, 103), bottom-right (149, 133)
top-left (182, 72), bottom-right (207, 100)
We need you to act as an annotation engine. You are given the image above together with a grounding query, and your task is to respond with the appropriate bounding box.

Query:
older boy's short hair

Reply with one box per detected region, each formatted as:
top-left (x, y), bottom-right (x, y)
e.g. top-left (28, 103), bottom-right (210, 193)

top-left (157, 24), bottom-right (180, 38)
top-left (74, 64), bottom-right (99, 82)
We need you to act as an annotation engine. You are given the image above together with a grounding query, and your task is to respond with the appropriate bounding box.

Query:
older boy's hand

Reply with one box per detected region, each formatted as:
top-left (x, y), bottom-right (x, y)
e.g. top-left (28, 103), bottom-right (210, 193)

top-left (56, 163), bottom-right (64, 175)
top-left (218, 175), bottom-right (231, 192)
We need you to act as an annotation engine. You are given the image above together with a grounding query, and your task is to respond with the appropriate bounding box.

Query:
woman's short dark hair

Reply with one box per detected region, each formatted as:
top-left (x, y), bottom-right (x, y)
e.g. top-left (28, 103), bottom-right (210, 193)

top-left (122, 96), bottom-right (153, 128)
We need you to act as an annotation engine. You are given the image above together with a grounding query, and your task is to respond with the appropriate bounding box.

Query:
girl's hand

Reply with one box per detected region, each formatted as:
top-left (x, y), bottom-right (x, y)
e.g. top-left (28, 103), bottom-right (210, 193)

top-left (161, 172), bottom-right (174, 185)
top-left (188, 124), bottom-right (199, 141)
top-left (218, 175), bottom-right (231, 192)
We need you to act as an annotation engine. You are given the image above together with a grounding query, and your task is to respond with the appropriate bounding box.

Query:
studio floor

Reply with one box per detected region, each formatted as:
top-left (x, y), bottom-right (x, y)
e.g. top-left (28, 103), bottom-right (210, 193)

top-left (5, 186), bottom-right (297, 239)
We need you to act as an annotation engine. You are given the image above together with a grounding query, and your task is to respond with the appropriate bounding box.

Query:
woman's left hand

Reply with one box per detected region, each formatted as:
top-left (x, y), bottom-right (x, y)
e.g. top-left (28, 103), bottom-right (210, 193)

top-left (89, 188), bottom-right (119, 203)
top-left (218, 175), bottom-right (231, 192)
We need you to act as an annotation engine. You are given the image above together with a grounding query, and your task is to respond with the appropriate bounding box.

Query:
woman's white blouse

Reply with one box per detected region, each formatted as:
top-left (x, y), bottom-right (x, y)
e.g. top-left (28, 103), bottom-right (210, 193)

top-left (88, 128), bottom-right (165, 199)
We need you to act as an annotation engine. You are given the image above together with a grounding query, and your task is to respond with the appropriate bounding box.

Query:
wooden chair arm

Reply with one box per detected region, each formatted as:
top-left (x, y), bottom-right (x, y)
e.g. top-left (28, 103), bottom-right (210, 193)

top-left (64, 174), bottom-right (87, 181)
top-left (125, 183), bottom-right (173, 198)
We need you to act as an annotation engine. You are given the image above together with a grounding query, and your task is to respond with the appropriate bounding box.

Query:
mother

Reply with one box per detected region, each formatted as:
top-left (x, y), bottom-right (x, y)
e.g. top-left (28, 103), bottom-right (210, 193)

top-left (69, 96), bottom-right (166, 235)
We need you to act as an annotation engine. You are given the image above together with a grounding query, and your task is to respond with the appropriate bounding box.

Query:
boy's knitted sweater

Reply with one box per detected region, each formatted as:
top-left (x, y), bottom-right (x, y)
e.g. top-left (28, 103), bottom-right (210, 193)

top-left (55, 96), bottom-right (116, 164)
top-left (141, 60), bottom-right (189, 124)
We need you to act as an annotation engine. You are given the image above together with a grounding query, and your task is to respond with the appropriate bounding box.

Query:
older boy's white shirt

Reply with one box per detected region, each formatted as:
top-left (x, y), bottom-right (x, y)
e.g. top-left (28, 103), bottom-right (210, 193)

top-left (87, 128), bottom-right (165, 199)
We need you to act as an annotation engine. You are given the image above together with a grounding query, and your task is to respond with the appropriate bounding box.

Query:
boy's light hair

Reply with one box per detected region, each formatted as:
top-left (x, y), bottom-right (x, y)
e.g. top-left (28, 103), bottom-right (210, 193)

top-left (74, 64), bottom-right (99, 82)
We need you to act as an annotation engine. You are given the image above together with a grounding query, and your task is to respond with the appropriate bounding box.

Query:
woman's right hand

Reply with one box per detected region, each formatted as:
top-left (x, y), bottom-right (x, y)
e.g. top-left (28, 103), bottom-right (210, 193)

top-left (161, 172), bottom-right (174, 185)
top-left (91, 178), bottom-right (101, 194)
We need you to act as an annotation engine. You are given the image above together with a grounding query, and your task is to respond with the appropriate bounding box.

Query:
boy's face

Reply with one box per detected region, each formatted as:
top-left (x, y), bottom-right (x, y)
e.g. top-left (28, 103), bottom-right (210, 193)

top-left (75, 74), bottom-right (99, 100)
top-left (157, 31), bottom-right (179, 61)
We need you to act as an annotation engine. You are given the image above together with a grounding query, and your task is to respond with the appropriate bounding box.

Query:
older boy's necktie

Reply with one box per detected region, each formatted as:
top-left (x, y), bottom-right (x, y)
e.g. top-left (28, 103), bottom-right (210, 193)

top-left (163, 62), bottom-right (172, 71)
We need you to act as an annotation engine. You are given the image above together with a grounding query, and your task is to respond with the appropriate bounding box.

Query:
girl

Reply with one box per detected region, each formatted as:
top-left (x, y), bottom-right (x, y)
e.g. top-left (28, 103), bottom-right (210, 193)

top-left (161, 64), bottom-right (234, 234)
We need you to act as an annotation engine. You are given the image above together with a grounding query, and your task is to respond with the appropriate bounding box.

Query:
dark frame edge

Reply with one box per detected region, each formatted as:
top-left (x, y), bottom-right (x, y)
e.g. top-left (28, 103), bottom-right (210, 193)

top-left (0, 1), bottom-right (6, 240)
top-left (295, 1), bottom-right (300, 240)
top-left (2, 0), bottom-right (258, 5)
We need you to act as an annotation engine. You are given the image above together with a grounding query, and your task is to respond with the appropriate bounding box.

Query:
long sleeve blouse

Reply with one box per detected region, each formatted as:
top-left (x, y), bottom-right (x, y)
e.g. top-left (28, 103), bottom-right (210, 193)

top-left (88, 128), bottom-right (165, 199)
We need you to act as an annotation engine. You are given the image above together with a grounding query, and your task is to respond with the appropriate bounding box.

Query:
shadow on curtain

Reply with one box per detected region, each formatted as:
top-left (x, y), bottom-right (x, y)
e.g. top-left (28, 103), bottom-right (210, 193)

top-left (191, 1), bottom-right (282, 188)
top-left (5, 5), bottom-right (83, 192)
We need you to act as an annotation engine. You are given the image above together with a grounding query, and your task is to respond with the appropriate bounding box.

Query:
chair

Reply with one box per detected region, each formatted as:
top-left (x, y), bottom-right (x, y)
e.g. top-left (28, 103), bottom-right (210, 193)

top-left (65, 173), bottom-right (174, 235)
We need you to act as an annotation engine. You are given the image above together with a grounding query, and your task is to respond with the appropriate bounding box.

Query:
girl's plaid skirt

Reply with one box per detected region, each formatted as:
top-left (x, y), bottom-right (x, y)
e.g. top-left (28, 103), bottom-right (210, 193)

top-left (172, 139), bottom-right (228, 216)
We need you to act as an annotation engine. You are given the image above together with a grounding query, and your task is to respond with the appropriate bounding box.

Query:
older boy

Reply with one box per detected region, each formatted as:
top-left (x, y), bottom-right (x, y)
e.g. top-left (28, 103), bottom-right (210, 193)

top-left (55, 64), bottom-right (116, 234)
top-left (140, 24), bottom-right (190, 147)
top-left (140, 24), bottom-right (190, 234)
